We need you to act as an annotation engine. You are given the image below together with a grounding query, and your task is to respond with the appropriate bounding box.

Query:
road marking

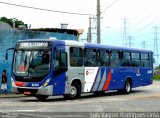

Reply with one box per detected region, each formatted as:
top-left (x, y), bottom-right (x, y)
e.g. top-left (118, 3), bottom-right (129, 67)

top-left (0, 110), bottom-right (36, 112)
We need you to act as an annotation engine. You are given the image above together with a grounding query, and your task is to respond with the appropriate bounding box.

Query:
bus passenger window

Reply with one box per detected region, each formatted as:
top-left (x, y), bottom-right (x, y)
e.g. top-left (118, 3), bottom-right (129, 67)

top-left (70, 47), bottom-right (83, 67)
top-left (131, 53), bottom-right (140, 67)
top-left (110, 51), bottom-right (121, 67)
top-left (141, 53), bottom-right (150, 67)
top-left (99, 50), bottom-right (109, 66)
top-left (84, 48), bottom-right (96, 67)
top-left (121, 52), bottom-right (131, 67)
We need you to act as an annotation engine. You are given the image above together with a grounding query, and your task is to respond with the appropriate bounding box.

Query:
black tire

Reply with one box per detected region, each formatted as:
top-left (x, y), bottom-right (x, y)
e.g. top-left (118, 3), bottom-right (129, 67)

top-left (35, 95), bottom-right (49, 101)
top-left (63, 83), bottom-right (81, 99)
top-left (124, 79), bottom-right (132, 94)
top-left (118, 79), bottom-right (132, 94)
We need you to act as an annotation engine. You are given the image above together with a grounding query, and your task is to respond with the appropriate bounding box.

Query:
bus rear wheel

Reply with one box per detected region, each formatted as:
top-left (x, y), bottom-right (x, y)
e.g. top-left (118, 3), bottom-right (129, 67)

top-left (64, 83), bottom-right (81, 99)
top-left (124, 79), bottom-right (132, 94)
top-left (35, 95), bottom-right (49, 101)
top-left (118, 79), bottom-right (132, 94)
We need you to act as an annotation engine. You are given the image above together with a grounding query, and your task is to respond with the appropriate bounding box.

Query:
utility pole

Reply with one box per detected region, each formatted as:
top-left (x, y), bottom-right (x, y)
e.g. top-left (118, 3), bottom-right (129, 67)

top-left (87, 17), bottom-right (92, 43)
top-left (128, 36), bottom-right (133, 47)
top-left (122, 16), bottom-right (129, 46)
top-left (142, 41), bottom-right (146, 48)
top-left (87, 16), bottom-right (96, 43)
top-left (97, 0), bottom-right (101, 44)
top-left (153, 26), bottom-right (159, 67)
top-left (12, 18), bottom-right (16, 29)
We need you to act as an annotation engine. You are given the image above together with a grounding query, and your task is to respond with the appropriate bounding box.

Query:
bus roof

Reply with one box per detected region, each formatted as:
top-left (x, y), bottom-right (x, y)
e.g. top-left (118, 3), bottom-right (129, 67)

top-left (17, 39), bottom-right (153, 53)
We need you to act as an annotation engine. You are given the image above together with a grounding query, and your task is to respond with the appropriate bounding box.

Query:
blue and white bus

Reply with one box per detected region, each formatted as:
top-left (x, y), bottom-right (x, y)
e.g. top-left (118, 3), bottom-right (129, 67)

top-left (6, 39), bottom-right (153, 100)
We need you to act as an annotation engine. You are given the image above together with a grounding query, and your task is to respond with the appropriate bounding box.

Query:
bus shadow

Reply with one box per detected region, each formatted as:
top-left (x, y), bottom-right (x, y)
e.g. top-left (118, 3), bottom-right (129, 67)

top-left (20, 89), bottom-right (145, 102)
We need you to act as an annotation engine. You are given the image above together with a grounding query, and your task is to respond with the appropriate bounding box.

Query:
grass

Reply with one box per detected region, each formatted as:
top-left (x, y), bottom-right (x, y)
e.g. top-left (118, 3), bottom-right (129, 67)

top-left (153, 75), bottom-right (160, 81)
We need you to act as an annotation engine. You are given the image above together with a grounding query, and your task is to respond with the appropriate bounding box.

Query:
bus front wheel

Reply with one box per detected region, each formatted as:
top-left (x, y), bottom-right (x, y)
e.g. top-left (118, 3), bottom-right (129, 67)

top-left (64, 83), bottom-right (81, 99)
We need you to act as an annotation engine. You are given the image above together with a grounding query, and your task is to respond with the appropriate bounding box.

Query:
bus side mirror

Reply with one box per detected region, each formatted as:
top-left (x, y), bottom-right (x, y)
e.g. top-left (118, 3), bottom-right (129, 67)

top-left (5, 52), bottom-right (8, 60)
top-left (6, 48), bottom-right (15, 60)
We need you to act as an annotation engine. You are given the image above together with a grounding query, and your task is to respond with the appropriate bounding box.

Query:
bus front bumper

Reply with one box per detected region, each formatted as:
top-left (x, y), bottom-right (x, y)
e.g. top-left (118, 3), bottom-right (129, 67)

top-left (12, 85), bottom-right (53, 96)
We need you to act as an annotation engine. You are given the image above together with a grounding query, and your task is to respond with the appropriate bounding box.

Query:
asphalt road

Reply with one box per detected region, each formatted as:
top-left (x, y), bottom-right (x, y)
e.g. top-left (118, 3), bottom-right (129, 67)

top-left (0, 81), bottom-right (160, 118)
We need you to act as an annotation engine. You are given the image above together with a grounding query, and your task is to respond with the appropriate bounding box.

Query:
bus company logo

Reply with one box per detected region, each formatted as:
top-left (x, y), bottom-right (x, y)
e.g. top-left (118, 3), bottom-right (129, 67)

top-left (136, 69), bottom-right (141, 76)
top-left (85, 69), bottom-right (95, 76)
top-left (86, 71), bottom-right (89, 75)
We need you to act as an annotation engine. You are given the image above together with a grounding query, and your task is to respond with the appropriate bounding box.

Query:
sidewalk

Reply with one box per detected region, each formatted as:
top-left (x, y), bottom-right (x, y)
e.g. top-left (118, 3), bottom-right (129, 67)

top-left (0, 94), bottom-right (26, 98)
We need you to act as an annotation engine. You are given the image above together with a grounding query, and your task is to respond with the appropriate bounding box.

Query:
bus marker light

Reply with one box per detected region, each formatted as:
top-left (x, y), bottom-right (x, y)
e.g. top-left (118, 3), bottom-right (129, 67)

top-left (15, 82), bottom-right (25, 87)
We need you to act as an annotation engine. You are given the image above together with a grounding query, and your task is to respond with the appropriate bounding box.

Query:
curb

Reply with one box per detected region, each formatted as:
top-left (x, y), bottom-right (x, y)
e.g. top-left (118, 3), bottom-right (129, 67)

top-left (0, 94), bottom-right (26, 98)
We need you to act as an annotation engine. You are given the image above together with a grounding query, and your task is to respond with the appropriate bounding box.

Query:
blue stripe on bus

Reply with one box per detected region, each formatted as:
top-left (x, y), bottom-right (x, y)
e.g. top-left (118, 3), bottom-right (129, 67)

top-left (96, 67), bottom-right (105, 91)
top-left (91, 68), bottom-right (100, 92)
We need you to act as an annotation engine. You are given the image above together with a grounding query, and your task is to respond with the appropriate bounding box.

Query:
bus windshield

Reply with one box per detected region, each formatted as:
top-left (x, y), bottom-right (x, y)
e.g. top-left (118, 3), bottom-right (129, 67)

top-left (13, 50), bottom-right (51, 77)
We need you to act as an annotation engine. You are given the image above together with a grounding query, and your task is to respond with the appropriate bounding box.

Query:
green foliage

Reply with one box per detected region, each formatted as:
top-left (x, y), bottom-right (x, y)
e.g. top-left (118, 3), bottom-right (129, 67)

top-left (0, 17), bottom-right (27, 28)
top-left (153, 75), bottom-right (160, 80)
top-left (153, 66), bottom-right (160, 80)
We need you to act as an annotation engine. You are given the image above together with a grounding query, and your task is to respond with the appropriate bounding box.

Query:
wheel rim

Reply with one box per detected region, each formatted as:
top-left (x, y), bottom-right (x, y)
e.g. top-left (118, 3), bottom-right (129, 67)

top-left (70, 85), bottom-right (77, 97)
top-left (126, 81), bottom-right (131, 93)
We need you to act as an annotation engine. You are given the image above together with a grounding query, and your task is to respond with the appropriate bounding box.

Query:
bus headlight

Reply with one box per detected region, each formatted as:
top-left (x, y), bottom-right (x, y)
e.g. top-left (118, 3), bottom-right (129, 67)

top-left (42, 78), bottom-right (51, 87)
top-left (11, 77), bottom-right (15, 86)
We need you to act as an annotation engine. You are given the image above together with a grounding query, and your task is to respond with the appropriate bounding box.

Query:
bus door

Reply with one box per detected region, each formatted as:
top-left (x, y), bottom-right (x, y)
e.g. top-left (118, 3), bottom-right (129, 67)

top-left (52, 47), bottom-right (68, 95)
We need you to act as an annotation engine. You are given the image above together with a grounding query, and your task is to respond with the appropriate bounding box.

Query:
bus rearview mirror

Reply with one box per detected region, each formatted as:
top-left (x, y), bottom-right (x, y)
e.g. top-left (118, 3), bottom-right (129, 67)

top-left (5, 52), bottom-right (8, 60)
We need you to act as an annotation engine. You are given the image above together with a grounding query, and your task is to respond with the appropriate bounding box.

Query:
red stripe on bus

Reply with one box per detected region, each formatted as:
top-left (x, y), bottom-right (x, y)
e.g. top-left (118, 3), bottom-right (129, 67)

top-left (103, 70), bottom-right (112, 91)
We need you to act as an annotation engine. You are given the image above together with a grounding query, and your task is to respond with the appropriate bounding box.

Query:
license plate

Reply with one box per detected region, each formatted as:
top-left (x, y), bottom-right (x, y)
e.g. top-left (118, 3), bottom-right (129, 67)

top-left (24, 91), bottom-right (31, 95)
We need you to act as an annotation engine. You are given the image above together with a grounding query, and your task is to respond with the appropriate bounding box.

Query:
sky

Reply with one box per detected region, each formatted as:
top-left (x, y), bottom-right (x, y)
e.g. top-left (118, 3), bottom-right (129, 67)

top-left (0, 0), bottom-right (160, 51)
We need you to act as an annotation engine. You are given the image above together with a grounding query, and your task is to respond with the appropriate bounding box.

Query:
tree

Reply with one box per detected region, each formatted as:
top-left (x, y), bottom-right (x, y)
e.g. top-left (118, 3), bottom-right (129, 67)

top-left (0, 17), bottom-right (28, 28)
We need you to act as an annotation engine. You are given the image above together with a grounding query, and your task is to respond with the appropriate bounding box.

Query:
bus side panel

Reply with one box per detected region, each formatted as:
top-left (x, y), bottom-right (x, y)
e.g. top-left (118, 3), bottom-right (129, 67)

top-left (52, 73), bottom-right (66, 95)
top-left (84, 67), bottom-right (118, 92)
top-left (103, 68), bottom-right (117, 91)
top-left (97, 67), bottom-right (110, 91)
top-left (129, 67), bottom-right (153, 88)
top-left (108, 67), bottom-right (127, 90)
top-left (109, 67), bottom-right (142, 90)
top-left (139, 68), bottom-right (153, 86)
top-left (129, 68), bottom-right (141, 88)
top-left (66, 67), bottom-right (84, 94)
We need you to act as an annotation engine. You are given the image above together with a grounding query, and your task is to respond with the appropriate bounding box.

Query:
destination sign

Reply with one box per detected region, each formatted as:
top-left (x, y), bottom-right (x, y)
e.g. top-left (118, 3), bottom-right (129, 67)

top-left (20, 42), bottom-right (48, 48)
top-left (16, 41), bottom-right (52, 49)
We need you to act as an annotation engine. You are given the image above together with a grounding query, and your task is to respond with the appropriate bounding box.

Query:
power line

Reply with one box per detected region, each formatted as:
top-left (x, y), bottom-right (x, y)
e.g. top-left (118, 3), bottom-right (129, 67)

top-left (131, 0), bottom-right (155, 22)
top-left (132, 12), bottom-right (160, 36)
top-left (0, 1), bottom-right (91, 16)
top-left (101, 0), bottom-right (119, 14)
